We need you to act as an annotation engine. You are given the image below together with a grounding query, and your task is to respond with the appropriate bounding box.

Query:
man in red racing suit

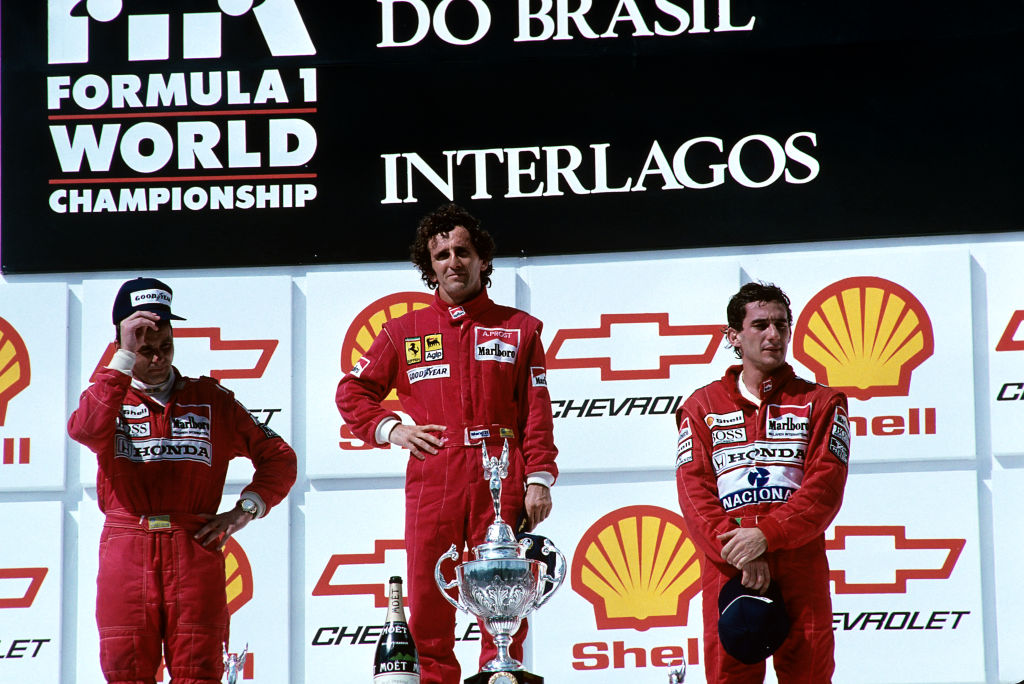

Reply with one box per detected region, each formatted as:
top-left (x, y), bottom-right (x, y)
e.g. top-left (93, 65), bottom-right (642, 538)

top-left (68, 277), bottom-right (297, 684)
top-left (676, 283), bottom-right (849, 683)
top-left (337, 205), bottom-right (558, 684)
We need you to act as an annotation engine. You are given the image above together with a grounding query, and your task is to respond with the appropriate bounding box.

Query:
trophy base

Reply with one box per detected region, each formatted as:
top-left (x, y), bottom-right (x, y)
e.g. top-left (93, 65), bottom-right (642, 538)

top-left (465, 670), bottom-right (543, 684)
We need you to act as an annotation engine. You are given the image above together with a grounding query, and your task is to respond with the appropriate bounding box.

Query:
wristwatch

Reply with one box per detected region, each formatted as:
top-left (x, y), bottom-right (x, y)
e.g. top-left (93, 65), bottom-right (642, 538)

top-left (238, 498), bottom-right (258, 518)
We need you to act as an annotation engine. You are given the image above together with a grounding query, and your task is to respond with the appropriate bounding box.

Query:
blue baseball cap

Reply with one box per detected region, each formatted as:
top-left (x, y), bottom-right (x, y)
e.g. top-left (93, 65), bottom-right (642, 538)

top-left (718, 574), bottom-right (790, 664)
top-left (112, 277), bottom-right (186, 326)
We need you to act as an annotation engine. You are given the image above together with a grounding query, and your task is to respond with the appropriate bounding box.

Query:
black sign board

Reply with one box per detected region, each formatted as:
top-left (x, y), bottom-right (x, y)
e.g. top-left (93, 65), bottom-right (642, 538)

top-left (2, 1), bottom-right (1022, 273)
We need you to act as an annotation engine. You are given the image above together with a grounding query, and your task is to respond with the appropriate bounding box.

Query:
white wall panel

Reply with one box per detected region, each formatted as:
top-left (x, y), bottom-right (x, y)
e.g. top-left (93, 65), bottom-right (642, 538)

top-left (0, 502), bottom-right (62, 683)
top-left (743, 246), bottom-right (975, 462)
top-left (304, 266), bottom-right (516, 479)
top-left (0, 283), bottom-right (68, 490)
top-left (526, 258), bottom-right (739, 473)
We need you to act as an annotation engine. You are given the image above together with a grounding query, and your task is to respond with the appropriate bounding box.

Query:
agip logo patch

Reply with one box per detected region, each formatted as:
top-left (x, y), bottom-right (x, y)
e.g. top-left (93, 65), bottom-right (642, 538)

top-left (793, 277), bottom-right (934, 400)
top-left (571, 505), bottom-right (702, 630)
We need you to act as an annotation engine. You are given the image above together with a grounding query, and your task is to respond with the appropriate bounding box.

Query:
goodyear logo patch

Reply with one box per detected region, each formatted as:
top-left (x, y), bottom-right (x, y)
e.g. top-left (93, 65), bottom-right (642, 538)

top-left (829, 405), bottom-right (851, 465)
top-left (705, 410), bottom-right (744, 428)
top-left (500, 428), bottom-right (515, 438)
top-left (765, 403), bottom-right (811, 440)
top-left (405, 337), bottom-right (422, 364)
top-left (424, 334), bottom-right (443, 362)
top-left (407, 364), bottom-right (450, 384)
top-left (531, 366), bottom-right (547, 387)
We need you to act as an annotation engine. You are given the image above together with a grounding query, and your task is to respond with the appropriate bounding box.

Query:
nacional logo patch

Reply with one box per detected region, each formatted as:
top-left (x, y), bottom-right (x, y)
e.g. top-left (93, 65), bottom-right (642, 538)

top-left (475, 328), bottom-right (520, 364)
top-left (765, 403), bottom-right (811, 440)
top-left (407, 364), bottom-right (450, 384)
top-left (350, 357), bottom-right (370, 377)
top-left (531, 366), bottom-right (547, 387)
top-left (705, 410), bottom-right (744, 428)
top-left (424, 334), bottom-right (444, 362)
top-left (469, 428), bottom-right (491, 440)
top-left (405, 337), bottom-right (422, 364)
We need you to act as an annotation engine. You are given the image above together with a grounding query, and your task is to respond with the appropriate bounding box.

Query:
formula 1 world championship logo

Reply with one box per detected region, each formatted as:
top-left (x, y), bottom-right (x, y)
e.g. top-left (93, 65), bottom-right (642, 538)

top-left (48, 0), bottom-right (315, 65)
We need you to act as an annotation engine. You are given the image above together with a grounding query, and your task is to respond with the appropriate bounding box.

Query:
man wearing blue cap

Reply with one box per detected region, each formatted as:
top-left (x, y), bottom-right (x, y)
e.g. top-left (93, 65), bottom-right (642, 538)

top-left (68, 277), bottom-right (297, 684)
top-left (675, 282), bottom-right (850, 683)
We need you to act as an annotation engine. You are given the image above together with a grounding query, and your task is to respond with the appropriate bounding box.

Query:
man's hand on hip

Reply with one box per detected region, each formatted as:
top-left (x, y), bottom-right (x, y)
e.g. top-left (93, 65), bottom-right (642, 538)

top-left (194, 505), bottom-right (254, 549)
top-left (718, 527), bottom-right (768, 569)
top-left (389, 423), bottom-right (446, 460)
top-left (523, 483), bottom-right (552, 531)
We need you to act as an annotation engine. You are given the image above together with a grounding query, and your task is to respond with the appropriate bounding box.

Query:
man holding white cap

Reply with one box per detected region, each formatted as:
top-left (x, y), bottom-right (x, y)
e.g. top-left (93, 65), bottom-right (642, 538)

top-left (68, 277), bottom-right (297, 684)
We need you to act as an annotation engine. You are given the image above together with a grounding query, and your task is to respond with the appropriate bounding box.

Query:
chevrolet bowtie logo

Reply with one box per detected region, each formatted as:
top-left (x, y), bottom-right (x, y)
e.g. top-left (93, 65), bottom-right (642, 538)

top-left (312, 539), bottom-right (407, 608)
top-left (826, 525), bottom-right (964, 594)
top-left (91, 327), bottom-right (278, 382)
top-left (547, 313), bottom-right (722, 381)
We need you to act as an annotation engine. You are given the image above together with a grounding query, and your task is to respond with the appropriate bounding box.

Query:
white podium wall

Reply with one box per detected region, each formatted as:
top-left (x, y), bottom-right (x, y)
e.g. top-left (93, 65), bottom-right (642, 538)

top-left (0, 232), bottom-right (1020, 683)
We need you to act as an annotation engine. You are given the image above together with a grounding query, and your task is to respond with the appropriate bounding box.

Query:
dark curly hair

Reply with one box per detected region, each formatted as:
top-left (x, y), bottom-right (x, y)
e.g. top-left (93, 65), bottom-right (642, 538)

top-left (409, 203), bottom-right (495, 290)
top-left (725, 282), bottom-right (793, 359)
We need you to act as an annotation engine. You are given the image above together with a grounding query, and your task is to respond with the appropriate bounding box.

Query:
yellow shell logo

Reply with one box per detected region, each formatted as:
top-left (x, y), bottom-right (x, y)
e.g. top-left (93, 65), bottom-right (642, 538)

top-left (793, 277), bottom-right (934, 400)
top-left (571, 505), bottom-right (702, 631)
top-left (0, 317), bottom-right (31, 425)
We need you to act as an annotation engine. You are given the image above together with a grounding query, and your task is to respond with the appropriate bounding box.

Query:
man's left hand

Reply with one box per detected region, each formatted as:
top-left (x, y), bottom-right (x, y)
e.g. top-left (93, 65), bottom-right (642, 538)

top-left (718, 527), bottom-right (767, 569)
top-left (195, 505), bottom-right (255, 549)
top-left (523, 483), bottom-right (552, 532)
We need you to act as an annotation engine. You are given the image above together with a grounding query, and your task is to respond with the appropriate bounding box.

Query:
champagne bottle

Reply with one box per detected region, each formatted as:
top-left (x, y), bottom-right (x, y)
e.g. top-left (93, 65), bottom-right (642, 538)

top-left (373, 576), bottom-right (420, 683)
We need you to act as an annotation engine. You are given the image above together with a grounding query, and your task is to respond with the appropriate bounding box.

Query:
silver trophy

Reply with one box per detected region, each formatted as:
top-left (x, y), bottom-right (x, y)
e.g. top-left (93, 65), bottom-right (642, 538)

top-left (435, 439), bottom-right (565, 683)
top-left (222, 643), bottom-right (248, 684)
top-left (668, 663), bottom-right (686, 683)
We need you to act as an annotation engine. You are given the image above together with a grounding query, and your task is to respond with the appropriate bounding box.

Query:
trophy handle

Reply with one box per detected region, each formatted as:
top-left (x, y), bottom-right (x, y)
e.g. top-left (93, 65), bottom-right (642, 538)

top-left (533, 539), bottom-right (567, 610)
top-left (433, 544), bottom-right (466, 613)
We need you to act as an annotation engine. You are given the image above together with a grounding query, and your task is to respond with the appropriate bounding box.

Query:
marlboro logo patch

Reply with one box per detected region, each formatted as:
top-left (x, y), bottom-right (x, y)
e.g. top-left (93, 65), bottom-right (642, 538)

top-left (475, 327), bottom-right (520, 364)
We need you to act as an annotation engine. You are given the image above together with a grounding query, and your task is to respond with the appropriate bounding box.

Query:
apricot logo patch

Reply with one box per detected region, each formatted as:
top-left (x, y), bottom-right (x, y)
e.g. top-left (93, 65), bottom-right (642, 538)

top-left (793, 277), bottom-right (933, 400)
top-left (0, 317), bottom-right (31, 425)
top-left (571, 505), bottom-right (702, 631)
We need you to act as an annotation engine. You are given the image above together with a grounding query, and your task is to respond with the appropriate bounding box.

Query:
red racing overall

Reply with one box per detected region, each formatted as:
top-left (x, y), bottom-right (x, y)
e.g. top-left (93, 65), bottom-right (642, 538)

top-left (69, 367), bottom-right (296, 684)
top-left (676, 364), bottom-right (849, 683)
top-left (337, 289), bottom-right (558, 684)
